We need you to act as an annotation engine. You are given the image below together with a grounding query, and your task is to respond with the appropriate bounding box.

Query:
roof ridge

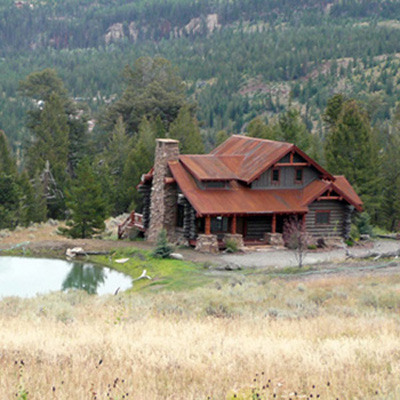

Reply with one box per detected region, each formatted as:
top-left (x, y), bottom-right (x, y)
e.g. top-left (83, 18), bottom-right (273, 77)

top-left (232, 134), bottom-right (291, 146)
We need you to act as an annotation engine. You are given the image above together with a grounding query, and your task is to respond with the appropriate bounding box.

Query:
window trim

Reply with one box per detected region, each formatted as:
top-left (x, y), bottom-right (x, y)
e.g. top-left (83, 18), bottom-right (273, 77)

top-left (294, 167), bottom-right (303, 184)
top-left (271, 168), bottom-right (280, 184)
top-left (315, 210), bottom-right (330, 225)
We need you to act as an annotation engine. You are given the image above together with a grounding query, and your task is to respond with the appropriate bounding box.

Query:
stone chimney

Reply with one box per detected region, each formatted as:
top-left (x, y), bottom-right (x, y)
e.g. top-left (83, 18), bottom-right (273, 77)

top-left (147, 138), bottom-right (180, 242)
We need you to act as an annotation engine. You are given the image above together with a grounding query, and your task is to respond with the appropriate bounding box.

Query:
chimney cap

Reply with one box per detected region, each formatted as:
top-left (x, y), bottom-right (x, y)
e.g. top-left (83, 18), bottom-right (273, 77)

top-left (156, 138), bottom-right (179, 144)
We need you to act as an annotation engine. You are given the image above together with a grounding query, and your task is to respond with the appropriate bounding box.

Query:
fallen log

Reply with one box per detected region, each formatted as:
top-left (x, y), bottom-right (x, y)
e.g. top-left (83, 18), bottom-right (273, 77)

top-left (376, 234), bottom-right (400, 240)
top-left (66, 247), bottom-right (110, 258)
top-left (346, 249), bottom-right (400, 260)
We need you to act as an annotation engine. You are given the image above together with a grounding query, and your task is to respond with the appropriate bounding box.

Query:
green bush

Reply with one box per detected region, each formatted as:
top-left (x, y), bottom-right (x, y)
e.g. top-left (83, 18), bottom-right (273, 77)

top-left (355, 212), bottom-right (374, 236)
top-left (152, 229), bottom-right (174, 259)
top-left (225, 239), bottom-right (239, 253)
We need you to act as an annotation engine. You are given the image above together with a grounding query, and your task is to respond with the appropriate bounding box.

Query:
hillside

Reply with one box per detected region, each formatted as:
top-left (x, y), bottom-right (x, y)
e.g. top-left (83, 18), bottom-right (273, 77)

top-left (2, 0), bottom-right (400, 151)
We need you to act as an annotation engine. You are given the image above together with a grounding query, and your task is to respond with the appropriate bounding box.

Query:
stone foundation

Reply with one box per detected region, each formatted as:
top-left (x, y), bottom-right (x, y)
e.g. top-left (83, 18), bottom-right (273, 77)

top-left (195, 234), bottom-right (219, 254)
top-left (223, 233), bottom-right (244, 249)
top-left (264, 232), bottom-right (284, 246)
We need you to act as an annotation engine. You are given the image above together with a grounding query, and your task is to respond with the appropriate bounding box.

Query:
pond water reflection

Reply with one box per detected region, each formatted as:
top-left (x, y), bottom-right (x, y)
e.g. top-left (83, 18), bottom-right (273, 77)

top-left (0, 257), bottom-right (132, 298)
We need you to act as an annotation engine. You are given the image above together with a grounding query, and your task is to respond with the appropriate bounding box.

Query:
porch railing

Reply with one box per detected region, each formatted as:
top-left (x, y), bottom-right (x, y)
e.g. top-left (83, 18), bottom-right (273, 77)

top-left (118, 211), bottom-right (145, 239)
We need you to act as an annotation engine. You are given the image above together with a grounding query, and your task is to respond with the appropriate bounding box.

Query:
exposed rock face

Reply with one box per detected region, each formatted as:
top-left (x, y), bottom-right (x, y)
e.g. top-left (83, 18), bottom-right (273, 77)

top-left (195, 234), bottom-right (219, 254)
top-left (147, 139), bottom-right (179, 242)
top-left (182, 13), bottom-right (220, 36)
top-left (206, 14), bottom-right (220, 33)
top-left (105, 23), bottom-right (124, 44)
top-left (105, 13), bottom-right (220, 44)
top-left (128, 22), bottom-right (139, 42)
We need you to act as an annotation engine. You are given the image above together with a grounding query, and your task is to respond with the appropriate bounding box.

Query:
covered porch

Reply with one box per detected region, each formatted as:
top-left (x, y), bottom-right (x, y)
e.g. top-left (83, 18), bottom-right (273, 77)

top-left (192, 212), bottom-right (306, 251)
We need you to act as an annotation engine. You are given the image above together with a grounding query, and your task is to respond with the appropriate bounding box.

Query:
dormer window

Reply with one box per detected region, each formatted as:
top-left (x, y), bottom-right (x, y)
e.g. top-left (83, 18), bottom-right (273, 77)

top-left (295, 168), bottom-right (303, 183)
top-left (204, 181), bottom-right (228, 189)
top-left (272, 168), bottom-right (280, 184)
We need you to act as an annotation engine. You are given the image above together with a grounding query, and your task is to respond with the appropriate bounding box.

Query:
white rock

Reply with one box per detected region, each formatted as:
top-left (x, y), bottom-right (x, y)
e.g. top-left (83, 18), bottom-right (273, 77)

top-left (170, 253), bottom-right (184, 260)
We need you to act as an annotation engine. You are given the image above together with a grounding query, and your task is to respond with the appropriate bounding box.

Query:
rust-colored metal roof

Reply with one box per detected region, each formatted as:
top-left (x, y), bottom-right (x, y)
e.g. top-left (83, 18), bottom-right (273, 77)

top-left (191, 135), bottom-right (333, 183)
top-left (169, 160), bottom-right (308, 216)
top-left (302, 176), bottom-right (363, 212)
top-left (179, 155), bottom-right (239, 181)
top-left (332, 176), bottom-right (363, 212)
top-left (211, 135), bottom-right (292, 183)
top-left (169, 160), bottom-right (363, 216)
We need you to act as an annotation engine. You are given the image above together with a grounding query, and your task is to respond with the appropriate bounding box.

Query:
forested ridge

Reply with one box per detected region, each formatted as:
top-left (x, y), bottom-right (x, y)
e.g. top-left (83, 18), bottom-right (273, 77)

top-left (1, 0), bottom-right (400, 236)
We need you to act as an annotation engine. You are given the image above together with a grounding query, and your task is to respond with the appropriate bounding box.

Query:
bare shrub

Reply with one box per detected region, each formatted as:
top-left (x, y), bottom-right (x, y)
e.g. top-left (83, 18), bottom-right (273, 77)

top-left (283, 217), bottom-right (312, 268)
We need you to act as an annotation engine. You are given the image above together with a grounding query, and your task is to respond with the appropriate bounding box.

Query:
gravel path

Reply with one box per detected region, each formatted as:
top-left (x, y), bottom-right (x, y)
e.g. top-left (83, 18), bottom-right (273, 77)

top-left (219, 240), bottom-right (400, 268)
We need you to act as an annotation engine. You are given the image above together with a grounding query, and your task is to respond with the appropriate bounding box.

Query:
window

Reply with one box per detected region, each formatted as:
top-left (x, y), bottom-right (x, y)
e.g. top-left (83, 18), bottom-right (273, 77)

top-left (272, 168), bottom-right (280, 183)
top-left (204, 181), bottom-right (226, 189)
top-left (177, 204), bottom-right (184, 227)
top-left (211, 216), bottom-right (229, 233)
top-left (315, 211), bottom-right (330, 225)
top-left (295, 168), bottom-right (303, 183)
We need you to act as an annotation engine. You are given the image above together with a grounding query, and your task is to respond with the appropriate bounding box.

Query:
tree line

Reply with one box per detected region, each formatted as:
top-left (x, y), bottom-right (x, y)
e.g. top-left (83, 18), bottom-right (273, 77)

top-left (1, 56), bottom-right (400, 237)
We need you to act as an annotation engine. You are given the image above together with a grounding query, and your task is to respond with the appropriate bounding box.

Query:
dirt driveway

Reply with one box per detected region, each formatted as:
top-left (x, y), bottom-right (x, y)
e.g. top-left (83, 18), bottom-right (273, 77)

top-left (219, 240), bottom-right (400, 268)
top-left (1, 222), bottom-right (400, 269)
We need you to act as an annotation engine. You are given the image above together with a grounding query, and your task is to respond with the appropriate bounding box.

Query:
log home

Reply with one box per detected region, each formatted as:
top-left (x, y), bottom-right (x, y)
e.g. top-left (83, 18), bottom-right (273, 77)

top-left (120, 135), bottom-right (362, 253)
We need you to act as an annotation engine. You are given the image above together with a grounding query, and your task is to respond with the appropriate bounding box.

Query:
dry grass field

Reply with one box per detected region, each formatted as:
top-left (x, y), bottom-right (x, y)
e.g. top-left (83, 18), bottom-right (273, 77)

top-left (1, 272), bottom-right (400, 399)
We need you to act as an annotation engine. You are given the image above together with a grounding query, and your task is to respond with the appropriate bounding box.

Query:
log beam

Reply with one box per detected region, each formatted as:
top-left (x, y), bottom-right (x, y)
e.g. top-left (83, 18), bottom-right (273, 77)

top-left (231, 215), bottom-right (237, 234)
top-left (272, 213), bottom-right (276, 233)
top-left (205, 215), bottom-right (211, 235)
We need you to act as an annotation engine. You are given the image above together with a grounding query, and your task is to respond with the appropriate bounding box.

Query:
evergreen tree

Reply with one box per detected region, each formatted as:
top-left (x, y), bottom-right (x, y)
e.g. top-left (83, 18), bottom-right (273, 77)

top-left (380, 110), bottom-right (400, 231)
top-left (18, 68), bottom-right (68, 102)
top-left (276, 108), bottom-right (311, 152)
top-left (169, 105), bottom-right (204, 154)
top-left (322, 93), bottom-right (345, 130)
top-left (27, 93), bottom-right (69, 182)
top-left (152, 229), bottom-right (174, 259)
top-left (215, 130), bottom-right (229, 147)
top-left (20, 69), bottom-right (89, 179)
top-left (0, 130), bottom-right (17, 176)
top-left (18, 172), bottom-right (47, 225)
top-left (0, 173), bottom-right (22, 229)
top-left (102, 57), bottom-right (187, 134)
top-left (246, 117), bottom-right (276, 140)
top-left (61, 158), bottom-right (107, 238)
top-left (122, 117), bottom-right (157, 211)
top-left (324, 98), bottom-right (381, 218)
top-left (102, 116), bottom-right (134, 215)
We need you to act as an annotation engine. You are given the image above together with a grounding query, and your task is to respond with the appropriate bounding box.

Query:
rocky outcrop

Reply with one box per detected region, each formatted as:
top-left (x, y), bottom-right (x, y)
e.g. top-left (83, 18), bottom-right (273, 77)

top-left (182, 14), bottom-right (220, 36)
top-left (104, 13), bottom-right (220, 44)
top-left (105, 23), bottom-right (124, 44)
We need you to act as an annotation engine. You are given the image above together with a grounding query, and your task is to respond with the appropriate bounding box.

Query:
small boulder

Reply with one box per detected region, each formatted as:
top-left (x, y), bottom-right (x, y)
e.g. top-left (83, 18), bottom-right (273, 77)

top-left (360, 234), bottom-right (371, 241)
top-left (170, 253), bottom-right (184, 260)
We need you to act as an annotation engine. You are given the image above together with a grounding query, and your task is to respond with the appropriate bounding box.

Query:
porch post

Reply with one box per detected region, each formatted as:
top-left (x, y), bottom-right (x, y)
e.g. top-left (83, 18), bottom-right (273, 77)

top-left (205, 215), bottom-right (211, 235)
top-left (302, 213), bottom-right (306, 227)
top-left (272, 213), bottom-right (277, 233)
top-left (231, 215), bottom-right (237, 234)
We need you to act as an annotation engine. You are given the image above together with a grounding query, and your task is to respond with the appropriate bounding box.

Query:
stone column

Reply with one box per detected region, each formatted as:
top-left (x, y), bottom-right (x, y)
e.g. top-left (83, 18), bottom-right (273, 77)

top-left (343, 205), bottom-right (354, 239)
top-left (147, 139), bottom-right (179, 242)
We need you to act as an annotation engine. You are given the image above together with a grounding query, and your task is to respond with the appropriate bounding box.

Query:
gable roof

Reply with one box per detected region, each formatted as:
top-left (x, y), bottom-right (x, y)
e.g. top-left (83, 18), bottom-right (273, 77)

top-left (182, 135), bottom-right (334, 183)
top-left (169, 160), bottom-right (308, 216)
top-left (302, 176), bottom-right (363, 212)
top-left (179, 155), bottom-right (239, 181)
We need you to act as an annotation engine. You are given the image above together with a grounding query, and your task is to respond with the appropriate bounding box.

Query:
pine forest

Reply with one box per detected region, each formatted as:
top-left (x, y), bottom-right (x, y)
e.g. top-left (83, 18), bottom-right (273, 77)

top-left (1, 0), bottom-right (400, 234)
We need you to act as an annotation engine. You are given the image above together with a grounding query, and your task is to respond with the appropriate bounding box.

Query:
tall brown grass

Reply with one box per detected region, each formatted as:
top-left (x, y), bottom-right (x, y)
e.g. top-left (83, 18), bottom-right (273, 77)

top-left (1, 274), bottom-right (400, 399)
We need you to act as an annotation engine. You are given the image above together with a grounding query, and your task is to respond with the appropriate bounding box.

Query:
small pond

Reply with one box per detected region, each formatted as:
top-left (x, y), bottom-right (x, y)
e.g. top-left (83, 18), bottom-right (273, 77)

top-left (0, 257), bottom-right (132, 298)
